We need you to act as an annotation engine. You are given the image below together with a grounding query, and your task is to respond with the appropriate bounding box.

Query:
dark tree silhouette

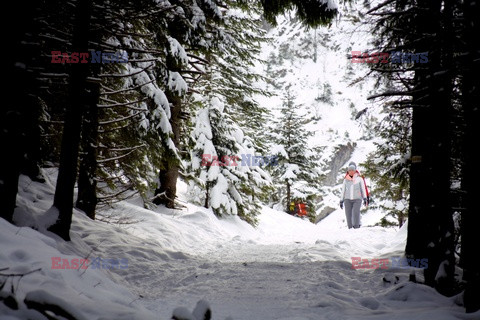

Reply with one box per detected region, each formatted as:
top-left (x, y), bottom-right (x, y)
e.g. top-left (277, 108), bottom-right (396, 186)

top-left (460, 0), bottom-right (480, 313)
top-left (49, 0), bottom-right (95, 240)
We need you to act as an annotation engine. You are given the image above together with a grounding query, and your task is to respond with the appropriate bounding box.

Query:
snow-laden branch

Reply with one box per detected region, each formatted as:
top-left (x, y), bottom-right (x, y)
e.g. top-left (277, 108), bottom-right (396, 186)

top-left (97, 148), bottom-right (139, 163)
top-left (97, 184), bottom-right (135, 201)
top-left (98, 111), bottom-right (142, 125)
top-left (367, 89), bottom-right (421, 100)
top-left (98, 97), bottom-right (149, 110)
top-left (99, 63), bottom-right (154, 78)
top-left (97, 123), bottom-right (130, 133)
top-left (100, 78), bottom-right (156, 96)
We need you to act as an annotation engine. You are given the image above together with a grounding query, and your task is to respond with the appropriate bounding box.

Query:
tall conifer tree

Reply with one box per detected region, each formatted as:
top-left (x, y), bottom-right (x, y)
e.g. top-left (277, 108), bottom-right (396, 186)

top-left (268, 87), bottom-right (320, 212)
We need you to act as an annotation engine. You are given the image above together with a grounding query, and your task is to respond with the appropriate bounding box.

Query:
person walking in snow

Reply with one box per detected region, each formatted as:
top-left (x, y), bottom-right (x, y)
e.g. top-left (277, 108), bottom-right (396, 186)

top-left (339, 162), bottom-right (368, 229)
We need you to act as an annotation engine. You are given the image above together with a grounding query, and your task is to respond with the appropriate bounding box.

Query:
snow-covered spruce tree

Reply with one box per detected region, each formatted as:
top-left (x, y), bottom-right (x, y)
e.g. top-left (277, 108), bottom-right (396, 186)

top-left (205, 0), bottom-right (274, 204)
top-left (188, 94), bottom-right (271, 225)
top-left (363, 108), bottom-right (411, 228)
top-left (79, 0), bottom-right (222, 213)
top-left (75, 0), bottom-right (183, 216)
top-left (152, 0), bottom-right (225, 209)
top-left (210, 1), bottom-right (273, 156)
top-left (181, 2), bottom-right (273, 224)
top-left (268, 86), bottom-right (320, 215)
top-left (41, 0), bottom-right (198, 219)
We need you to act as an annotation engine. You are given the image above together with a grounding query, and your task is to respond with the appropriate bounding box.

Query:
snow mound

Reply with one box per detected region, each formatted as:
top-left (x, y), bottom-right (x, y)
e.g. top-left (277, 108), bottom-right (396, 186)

top-left (0, 216), bottom-right (155, 320)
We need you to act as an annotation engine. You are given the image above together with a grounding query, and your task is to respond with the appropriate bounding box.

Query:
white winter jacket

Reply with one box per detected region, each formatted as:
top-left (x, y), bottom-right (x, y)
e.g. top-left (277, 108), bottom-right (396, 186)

top-left (341, 173), bottom-right (367, 201)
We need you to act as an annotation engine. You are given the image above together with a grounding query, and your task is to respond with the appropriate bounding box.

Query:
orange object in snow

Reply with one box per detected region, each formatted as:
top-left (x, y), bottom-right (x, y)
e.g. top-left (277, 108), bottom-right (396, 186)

top-left (296, 203), bottom-right (307, 216)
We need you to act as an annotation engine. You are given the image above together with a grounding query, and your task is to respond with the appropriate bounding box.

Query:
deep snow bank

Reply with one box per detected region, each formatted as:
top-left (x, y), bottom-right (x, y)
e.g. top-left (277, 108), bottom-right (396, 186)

top-left (0, 215), bottom-right (156, 320)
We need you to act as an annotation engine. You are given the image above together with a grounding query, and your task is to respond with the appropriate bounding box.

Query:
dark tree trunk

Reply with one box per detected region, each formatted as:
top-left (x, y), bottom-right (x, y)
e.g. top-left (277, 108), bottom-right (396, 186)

top-left (154, 93), bottom-right (182, 209)
top-left (286, 181), bottom-right (291, 213)
top-left (49, 0), bottom-right (93, 240)
top-left (0, 102), bottom-right (24, 223)
top-left (461, 0), bottom-right (480, 313)
top-left (405, 0), bottom-right (435, 265)
top-left (76, 79), bottom-right (100, 220)
top-left (204, 185), bottom-right (209, 208)
top-left (0, 2), bottom-right (39, 223)
top-left (406, 0), bottom-right (455, 294)
top-left (406, 72), bottom-right (431, 261)
top-left (430, 0), bottom-right (456, 296)
top-left (155, 160), bottom-right (180, 209)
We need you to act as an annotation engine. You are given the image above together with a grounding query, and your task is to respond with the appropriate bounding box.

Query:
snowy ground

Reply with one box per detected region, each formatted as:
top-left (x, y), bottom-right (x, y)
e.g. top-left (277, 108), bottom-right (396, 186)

top-left (2, 169), bottom-right (479, 320)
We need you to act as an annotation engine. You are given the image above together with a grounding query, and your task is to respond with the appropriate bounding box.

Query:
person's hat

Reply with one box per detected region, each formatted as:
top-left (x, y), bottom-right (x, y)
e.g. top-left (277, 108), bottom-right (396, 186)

top-left (348, 161), bottom-right (356, 171)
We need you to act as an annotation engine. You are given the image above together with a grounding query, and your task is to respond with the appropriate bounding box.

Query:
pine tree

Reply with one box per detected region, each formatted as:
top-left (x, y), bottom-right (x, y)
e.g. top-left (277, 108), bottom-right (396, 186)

top-left (259, 0), bottom-right (338, 27)
top-left (178, 1), bottom-right (274, 224)
top-left (152, 0), bottom-right (224, 209)
top-left (70, 0), bottom-right (181, 217)
top-left (363, 109), bottom-right (411, 227)
top-left (78, 0), bottom-right (201, 213)
top-left (213, 1), bottom-right (273, 155)
top-left (268, 87), bottom-right (320, 213)
top-left (459, 0), bottom-right (480, 312)
top-left (49, 0), bottom-right (97, 240)
top-left (1, 1), bottom-right (43, 223)
top-left (366, 0), bottom-right (458, 298)
top-left (188, 95), bottom-right (271, 224)
top-left (16, 0), bottom-right (195, 229)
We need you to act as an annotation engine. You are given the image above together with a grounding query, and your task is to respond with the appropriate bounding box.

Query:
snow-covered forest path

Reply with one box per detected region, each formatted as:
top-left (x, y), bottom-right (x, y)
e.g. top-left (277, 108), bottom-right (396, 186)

top-left (9, 174), bottom-right (474, 320)
top-left (137, 240), bottom-right (409, 320)
top-left (86, 197), bottom-right (466, 320)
